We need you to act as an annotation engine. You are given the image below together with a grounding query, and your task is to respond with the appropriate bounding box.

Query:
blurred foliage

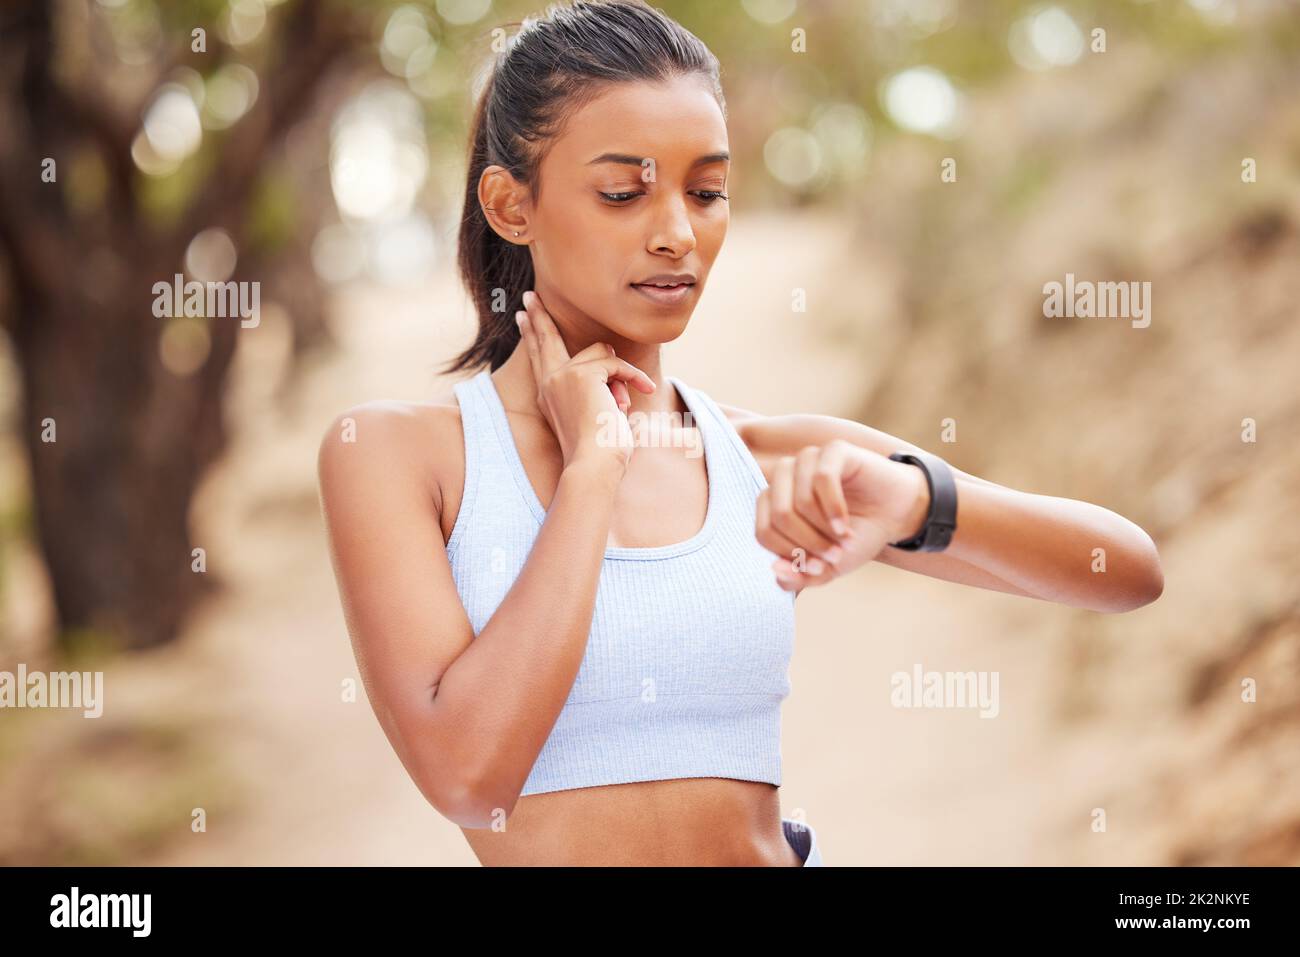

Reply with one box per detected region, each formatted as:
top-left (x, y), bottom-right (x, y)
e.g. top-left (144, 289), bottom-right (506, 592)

top-left (55, 0), bottom-right (1300, 225)
top-left (247, 168), bottom-right (300, 253)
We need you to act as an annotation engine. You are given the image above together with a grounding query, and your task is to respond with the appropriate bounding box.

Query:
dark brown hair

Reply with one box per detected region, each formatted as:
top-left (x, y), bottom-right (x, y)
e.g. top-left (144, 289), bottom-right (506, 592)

top-left (441, 0), bottom-right (725, 376)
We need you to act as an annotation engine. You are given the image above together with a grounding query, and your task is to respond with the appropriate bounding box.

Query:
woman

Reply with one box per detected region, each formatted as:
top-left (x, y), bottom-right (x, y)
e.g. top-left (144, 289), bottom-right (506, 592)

top-left (318, 0), bottom-right (1164, 867)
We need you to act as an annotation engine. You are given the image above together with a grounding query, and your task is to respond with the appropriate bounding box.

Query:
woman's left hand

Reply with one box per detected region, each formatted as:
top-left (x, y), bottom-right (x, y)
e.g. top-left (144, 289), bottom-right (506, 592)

top-left (756, 440), bottom-right (932, 592)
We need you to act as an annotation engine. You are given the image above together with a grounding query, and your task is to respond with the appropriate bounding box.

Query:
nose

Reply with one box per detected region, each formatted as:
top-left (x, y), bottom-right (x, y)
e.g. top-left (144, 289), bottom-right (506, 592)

top-left (646, 193), bottom-right (697, 258)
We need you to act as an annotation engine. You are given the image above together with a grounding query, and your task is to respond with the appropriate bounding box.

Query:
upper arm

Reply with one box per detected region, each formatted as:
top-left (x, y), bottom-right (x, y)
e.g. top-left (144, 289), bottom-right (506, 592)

top-left (317, 401), bottom-right (477, 813)
top-left (716, 405), bottom-right (1038, 601)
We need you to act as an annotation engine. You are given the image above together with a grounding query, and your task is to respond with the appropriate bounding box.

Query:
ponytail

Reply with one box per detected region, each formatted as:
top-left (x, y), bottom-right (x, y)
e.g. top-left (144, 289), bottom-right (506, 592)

top-left (439, 0), bottom-right (724, 377)
top-left (441, 69), bottom-right (533, 375)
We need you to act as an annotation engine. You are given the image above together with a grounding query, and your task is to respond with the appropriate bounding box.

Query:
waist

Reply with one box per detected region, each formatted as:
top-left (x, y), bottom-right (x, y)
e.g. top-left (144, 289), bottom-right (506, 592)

top-left (462, 778), bottom-right (801, 866)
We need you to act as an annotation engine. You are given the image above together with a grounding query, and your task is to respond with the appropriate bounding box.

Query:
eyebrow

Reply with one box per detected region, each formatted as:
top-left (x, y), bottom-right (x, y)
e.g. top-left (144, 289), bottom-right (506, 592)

top-left (586, 151), bottom-right (730, 168)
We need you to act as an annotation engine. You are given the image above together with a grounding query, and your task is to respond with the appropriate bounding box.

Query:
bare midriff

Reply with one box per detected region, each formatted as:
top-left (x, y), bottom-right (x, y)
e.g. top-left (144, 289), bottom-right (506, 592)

top-left (460, 778), bottom-right (804, 866)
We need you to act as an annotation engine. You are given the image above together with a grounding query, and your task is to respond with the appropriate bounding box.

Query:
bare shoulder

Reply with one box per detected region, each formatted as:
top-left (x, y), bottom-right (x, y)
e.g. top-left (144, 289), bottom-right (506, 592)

top-left (316, 389), bottom-right (465, 520)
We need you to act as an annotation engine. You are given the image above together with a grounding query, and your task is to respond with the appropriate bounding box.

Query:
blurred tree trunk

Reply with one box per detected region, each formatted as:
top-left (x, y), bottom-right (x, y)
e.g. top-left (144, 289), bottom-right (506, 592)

top-left (0, 0), bottom-right (362, 649)
top-left (11, 256), bottom-right (237, 649)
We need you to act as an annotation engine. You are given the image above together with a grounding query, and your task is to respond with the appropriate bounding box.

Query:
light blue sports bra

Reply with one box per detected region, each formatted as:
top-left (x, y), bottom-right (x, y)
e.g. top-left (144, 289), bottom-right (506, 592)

top-left (446, 368), bottom-right (796, 796)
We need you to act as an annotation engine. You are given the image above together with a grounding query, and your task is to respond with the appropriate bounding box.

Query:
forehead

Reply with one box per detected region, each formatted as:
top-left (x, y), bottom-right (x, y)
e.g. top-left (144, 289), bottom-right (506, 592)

top-left (547, 75), bottom-right (728, 171)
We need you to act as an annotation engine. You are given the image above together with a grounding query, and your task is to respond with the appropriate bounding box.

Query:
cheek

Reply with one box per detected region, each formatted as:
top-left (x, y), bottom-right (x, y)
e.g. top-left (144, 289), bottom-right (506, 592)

top-left (531, 237), bottom-right (622, 321)
top-left (692, 211), bottom-right (728, 270)
top-left (702, 212), bottom-right (728, 252)
top-left (542, 206), bottom-right (619, 263)
top-left (540, 211), bottom-right (632, 289)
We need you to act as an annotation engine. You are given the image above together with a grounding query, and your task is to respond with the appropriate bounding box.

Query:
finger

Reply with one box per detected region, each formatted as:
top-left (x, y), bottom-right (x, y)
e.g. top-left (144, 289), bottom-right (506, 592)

top-left (572, 355), bottom-right (657, 395)
top-left (608, 351), bottom-right (631, 411)
top-left (755, 486), bottom-right (804, 567)
top-left (771, 551), bottom-right (834, 592)
top-left (515, 310), bottom-right (542, 385)
top-left (771, 555), bottom-right (833, 588)
top-left (773, 566), bottom-right (800, 592)
top-left (770, 454), bottom-right (839, 560)
top-left (773, 546), bottom-right (838, 580)
top-left (811, 440), bottom-right (856, 539)
top-left (595, 343), bottom-right (632, 412)
top-left (792, 445), bottom-right (845, 558)
top-left (521, 290), bottom-right (572, 370)
top-left (570, 340), bottom-right (615, 363)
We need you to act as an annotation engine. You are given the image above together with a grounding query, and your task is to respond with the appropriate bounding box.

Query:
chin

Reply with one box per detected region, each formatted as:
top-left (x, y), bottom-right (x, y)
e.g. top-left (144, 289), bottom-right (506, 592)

top-left (610, 316), bottom-right (692, 345)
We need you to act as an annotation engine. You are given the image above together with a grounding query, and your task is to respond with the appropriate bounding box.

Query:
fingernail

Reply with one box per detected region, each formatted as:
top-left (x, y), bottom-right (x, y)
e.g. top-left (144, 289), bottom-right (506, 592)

top-left (823, 545), bottom-right (842, 564)
top-left (831, 517), bottom-right (847, 536)
top-left (806, 558), bottom-right (825, 575)
top-left (515, 310), bottom-right (526, 328)
top-left (522, 290), bottom-right (535, 308)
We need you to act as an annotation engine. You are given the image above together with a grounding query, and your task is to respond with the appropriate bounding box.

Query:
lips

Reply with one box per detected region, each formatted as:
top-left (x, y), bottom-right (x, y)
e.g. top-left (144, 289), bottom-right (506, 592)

top-left (630, 281), bottom-right (695, 305)
top-left (632, 272), bottom-right (697, 288)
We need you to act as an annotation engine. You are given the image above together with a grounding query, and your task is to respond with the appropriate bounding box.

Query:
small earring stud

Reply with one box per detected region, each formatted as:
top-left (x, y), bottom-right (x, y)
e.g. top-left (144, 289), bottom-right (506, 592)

top-left (513, 230), bottom-right (520, 237)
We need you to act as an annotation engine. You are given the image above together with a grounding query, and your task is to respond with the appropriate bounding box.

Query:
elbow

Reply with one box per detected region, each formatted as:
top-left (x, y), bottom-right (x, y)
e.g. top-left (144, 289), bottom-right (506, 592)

top-left (428, 768), bottom-right (519, 829)
top-left (1142, 556), bottom-right (1165, 606)
top-left (1134, 532), bottom-right (1165, 608)
top-left (1098, 535), bottom-right (1165, 614)
top-left (443, 789), bottom-right (519, 831)
top-left (1107, 571), bottom-right (1162, 614)
top-left (410, 700), bottom-right (521, 827)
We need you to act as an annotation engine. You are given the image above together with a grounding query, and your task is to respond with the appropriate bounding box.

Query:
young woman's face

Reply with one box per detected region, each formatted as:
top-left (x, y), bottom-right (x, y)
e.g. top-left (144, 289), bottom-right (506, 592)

top-left (526, 74), bottom-right (730, 343)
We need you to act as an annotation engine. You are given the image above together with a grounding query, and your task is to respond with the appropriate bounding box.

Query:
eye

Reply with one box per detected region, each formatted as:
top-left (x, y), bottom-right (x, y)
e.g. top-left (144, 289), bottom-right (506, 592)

top-left (598, 190), bottom-right (729, 205)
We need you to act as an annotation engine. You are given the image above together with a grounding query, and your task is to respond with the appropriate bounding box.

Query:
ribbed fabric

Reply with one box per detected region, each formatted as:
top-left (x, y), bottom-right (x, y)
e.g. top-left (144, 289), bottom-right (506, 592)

top-left (447, 368), bottom-right (796, 797)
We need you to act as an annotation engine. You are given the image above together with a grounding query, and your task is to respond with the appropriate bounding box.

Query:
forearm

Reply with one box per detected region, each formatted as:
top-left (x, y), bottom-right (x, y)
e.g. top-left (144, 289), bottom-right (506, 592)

top-left (942, 477), bottom-right (1164, 613)
top-left (427, 460), bottom-right (621, 822)
top-left (741, 412), bottom-right (1162, 613)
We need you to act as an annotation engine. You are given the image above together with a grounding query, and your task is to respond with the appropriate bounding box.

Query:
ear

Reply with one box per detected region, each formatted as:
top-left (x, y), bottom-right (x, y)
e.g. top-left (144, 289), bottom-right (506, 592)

top-left (479, 164), bottom-right (531, 243)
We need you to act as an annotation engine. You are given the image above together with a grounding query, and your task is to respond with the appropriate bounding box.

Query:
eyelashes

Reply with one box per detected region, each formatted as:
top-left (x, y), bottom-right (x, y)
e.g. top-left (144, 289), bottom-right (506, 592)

top-left (599, 190), bottom-right (728, 205)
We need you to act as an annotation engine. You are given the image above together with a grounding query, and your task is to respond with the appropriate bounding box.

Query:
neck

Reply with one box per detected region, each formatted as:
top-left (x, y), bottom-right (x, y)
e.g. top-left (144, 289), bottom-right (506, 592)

top-left (491, 286), bottom-right (682, 421)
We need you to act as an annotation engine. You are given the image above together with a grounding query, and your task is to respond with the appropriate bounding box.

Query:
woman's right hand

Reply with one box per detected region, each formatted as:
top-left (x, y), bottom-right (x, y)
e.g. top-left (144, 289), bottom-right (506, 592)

top-left (516, 289), bottom-right (657, 475)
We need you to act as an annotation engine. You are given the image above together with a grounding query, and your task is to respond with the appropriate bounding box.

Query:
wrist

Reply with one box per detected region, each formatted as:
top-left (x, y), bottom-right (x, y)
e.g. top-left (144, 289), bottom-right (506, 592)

top-left (562, 455), bottom-right (626, 492)
top-left (885, 449), bottom-right (958, 552)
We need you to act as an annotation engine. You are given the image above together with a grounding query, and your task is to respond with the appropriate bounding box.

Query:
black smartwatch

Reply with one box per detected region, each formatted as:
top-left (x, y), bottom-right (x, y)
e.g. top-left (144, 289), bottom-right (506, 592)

top-left (886, 450), bottom-right (958, 552)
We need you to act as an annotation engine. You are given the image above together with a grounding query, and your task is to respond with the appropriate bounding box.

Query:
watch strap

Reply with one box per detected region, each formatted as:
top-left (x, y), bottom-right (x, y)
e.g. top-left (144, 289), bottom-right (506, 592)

top-left (886, 450), bottom-right (958, 552)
